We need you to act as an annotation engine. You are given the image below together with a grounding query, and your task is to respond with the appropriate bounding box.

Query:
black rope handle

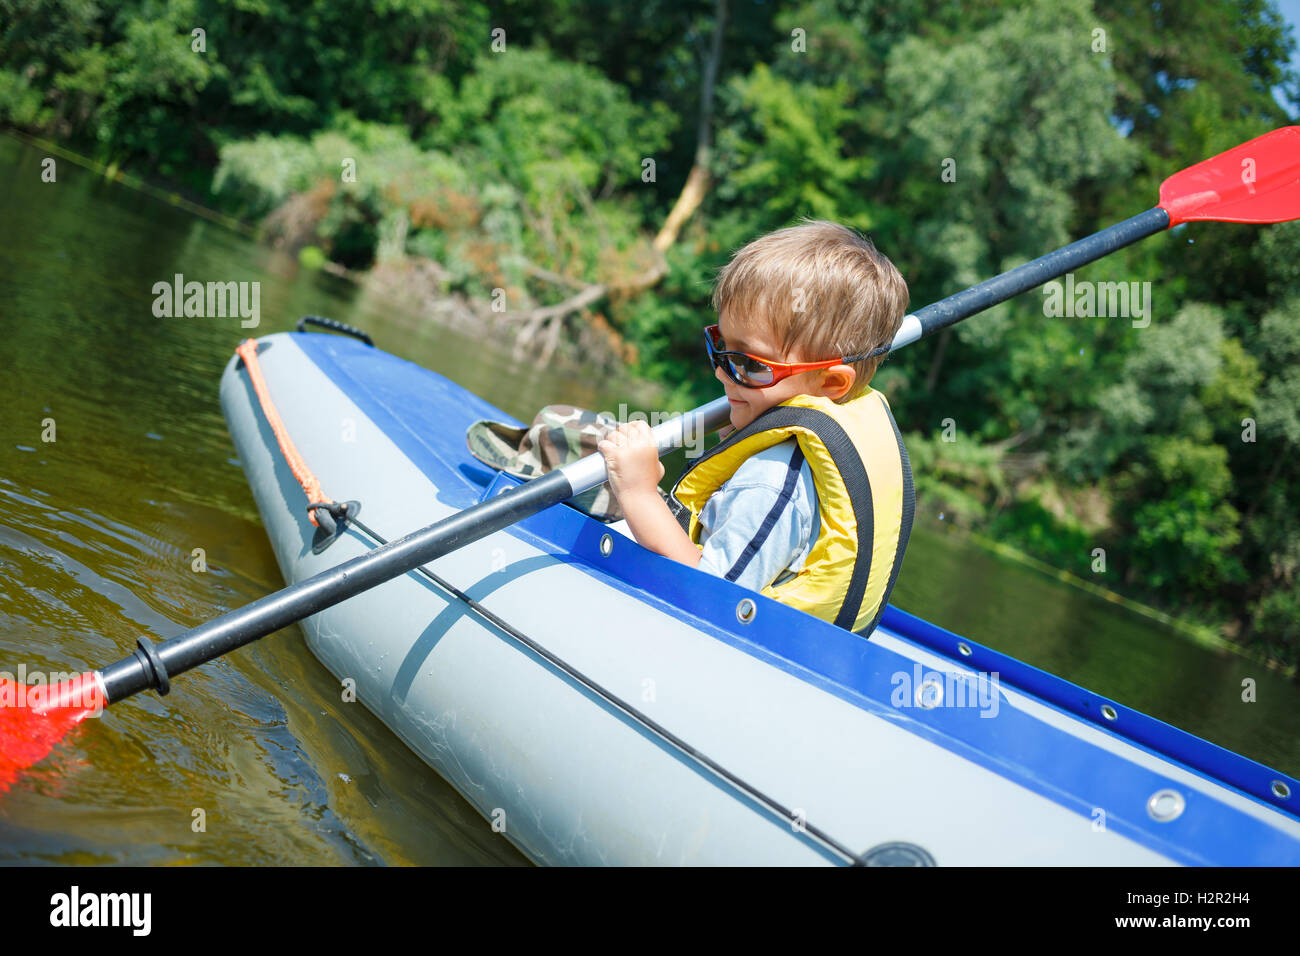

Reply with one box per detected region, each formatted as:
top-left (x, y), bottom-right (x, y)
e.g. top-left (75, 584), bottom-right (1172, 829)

top-left (295, 315), bottom-right (374, 347)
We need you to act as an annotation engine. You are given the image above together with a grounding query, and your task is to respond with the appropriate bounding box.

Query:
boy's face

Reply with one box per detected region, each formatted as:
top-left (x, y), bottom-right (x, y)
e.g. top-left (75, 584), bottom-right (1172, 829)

top-left (714, 313), bottom-right (850, 431)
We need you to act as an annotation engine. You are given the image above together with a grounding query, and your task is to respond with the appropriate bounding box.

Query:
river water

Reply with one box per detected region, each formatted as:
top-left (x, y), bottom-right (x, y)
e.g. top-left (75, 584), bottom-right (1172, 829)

top-left (1, 134), bottom-right (1295, 865)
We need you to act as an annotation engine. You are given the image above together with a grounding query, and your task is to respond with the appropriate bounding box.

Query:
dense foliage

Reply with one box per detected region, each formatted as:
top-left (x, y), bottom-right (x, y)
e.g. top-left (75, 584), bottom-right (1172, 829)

top-left (4, 0), bottom-right (1298, 663)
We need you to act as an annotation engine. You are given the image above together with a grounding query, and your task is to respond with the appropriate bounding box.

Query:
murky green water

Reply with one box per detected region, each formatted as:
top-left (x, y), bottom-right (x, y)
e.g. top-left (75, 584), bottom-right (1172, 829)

top-left (0, 134), bottom-right (1295, 865)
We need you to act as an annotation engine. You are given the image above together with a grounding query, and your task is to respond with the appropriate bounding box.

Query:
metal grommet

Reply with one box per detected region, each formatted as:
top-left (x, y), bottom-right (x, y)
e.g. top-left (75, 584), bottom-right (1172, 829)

top-left (599, 533), bottom-right (613, 557)
top-left (1272, 780), bottom-right (1292, 800)
top-left (857, 842), bottom-right (937, 867)
top-left (1101, 704), bottom-right (1118, 721)
top-left (957, 642), bottom-right (972, 657)
top-left (916, 678), bottom-right (943, 709)
top-left (736, 598), bottom-right (756, 624)
top-left (1146, 788), bottom-right (1185, 822)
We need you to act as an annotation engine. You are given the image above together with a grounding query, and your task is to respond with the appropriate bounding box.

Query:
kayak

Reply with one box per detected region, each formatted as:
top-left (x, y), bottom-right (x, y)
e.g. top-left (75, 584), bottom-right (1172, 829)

top-left (219, 328), bottom-right (1300, 865)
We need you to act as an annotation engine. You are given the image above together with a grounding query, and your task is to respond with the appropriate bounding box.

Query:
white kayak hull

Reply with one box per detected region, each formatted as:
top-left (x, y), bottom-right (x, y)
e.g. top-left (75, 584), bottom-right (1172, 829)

top-left (220, 331), bottom-right (1300, 865)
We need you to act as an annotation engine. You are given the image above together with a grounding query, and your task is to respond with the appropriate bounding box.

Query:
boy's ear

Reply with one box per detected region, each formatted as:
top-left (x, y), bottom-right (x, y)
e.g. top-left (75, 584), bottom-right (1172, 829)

top-left (820, 364), bottom-right (856, 400)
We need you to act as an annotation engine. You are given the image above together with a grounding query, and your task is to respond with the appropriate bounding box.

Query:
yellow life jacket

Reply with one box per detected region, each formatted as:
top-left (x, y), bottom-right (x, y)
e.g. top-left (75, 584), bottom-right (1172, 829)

top-left (670, 390), bottom-right (914, 635)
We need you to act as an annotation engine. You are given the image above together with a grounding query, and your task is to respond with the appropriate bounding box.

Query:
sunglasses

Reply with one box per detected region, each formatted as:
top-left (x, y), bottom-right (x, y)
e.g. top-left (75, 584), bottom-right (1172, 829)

top-left (704, 324), bottom-right (891, 389)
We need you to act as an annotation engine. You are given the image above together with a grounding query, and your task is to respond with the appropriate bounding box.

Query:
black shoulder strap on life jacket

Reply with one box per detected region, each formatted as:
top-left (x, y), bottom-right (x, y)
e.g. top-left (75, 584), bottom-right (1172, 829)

top-left (673, 403), bottom-right (903, 632)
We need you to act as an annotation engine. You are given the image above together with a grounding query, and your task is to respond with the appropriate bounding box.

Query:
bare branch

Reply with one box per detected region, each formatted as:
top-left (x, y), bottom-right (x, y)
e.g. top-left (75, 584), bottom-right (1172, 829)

top-left (500, 0), bottom-right (727, 345)
top-left (519, 259), bottom-right (591, 291)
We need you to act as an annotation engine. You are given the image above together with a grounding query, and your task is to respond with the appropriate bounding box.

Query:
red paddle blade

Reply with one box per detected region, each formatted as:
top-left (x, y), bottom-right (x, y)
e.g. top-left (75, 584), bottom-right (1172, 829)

top-left (0, 673), bottom-right (104, 792)
top-left (1160, 126), bottom-right (1300, 226)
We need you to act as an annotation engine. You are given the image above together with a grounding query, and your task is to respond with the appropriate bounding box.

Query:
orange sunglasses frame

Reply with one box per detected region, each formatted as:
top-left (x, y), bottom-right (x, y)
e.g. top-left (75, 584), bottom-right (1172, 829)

top-left (704, 324), bottom-right (890, 389)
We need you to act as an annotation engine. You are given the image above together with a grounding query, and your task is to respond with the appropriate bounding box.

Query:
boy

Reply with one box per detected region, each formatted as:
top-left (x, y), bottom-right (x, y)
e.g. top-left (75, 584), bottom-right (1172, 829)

top-left (598, 220), bottom-right (914, 635)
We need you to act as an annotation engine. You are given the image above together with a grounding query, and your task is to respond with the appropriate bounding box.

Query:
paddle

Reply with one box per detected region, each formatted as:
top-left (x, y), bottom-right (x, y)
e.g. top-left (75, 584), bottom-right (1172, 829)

top-left (889, 125), bottom-right (1300, 350)
top-left (3, 125), bottom-right (1298, 790)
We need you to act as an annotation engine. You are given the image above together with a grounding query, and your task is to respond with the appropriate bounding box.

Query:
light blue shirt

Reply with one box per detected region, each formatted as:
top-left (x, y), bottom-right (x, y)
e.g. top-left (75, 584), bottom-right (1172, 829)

top-left (695, 439), bottom-right (820, 592)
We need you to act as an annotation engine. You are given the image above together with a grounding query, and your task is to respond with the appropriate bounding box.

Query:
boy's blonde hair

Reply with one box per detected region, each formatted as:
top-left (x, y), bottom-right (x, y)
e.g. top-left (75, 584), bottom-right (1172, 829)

top-left (711, 220), bottom-right (909, 399)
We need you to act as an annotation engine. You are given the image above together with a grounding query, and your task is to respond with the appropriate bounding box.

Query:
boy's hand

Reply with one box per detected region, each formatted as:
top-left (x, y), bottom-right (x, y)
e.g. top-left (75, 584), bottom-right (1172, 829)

top-left (598, 421), bottom-right (665, 502)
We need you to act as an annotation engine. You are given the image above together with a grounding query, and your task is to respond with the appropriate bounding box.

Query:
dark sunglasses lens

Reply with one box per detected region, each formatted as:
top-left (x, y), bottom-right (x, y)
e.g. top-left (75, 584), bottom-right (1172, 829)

top-left (728, 354), bottom-right (774, 387)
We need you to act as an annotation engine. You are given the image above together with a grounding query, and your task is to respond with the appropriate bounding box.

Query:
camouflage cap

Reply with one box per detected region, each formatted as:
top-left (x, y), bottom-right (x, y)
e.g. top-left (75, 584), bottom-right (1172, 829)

top-left (466, 405), bottom-right (626, 521)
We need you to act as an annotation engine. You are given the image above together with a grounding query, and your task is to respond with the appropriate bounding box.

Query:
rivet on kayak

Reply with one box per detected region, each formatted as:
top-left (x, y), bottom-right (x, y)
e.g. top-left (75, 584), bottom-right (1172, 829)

top-left (916, 679), bottom-right (943, 709)
top-left (599, 534), bottom-right (613, 557)
top-left (1273, 781), bottom-right (1292, 800)
top-left (859, 842), bottom-right (937, 867)
top-left (1146, 788), bottom-right (1185, 822)
top-left (736, 598), bottom-right (756, 624)
top-left (1101, 704), bottom-right (1118, 721)
top-left (957, 642), bottom-right (972, 657)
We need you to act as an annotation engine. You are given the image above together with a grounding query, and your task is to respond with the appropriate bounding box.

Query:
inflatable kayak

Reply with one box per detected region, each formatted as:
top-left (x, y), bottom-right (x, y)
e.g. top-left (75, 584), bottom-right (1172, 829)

top-left (219, 328), bottom-right (1300, 865)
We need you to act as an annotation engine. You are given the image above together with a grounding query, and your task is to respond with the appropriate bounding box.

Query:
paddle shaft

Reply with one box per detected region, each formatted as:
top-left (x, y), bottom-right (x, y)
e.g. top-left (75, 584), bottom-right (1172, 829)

top-left (99, 207), bottom-right (1182, 703)
top-left (99, 398), bottom-right (731, 703)
top-left (890, 207), bottom-right (1170, 349)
